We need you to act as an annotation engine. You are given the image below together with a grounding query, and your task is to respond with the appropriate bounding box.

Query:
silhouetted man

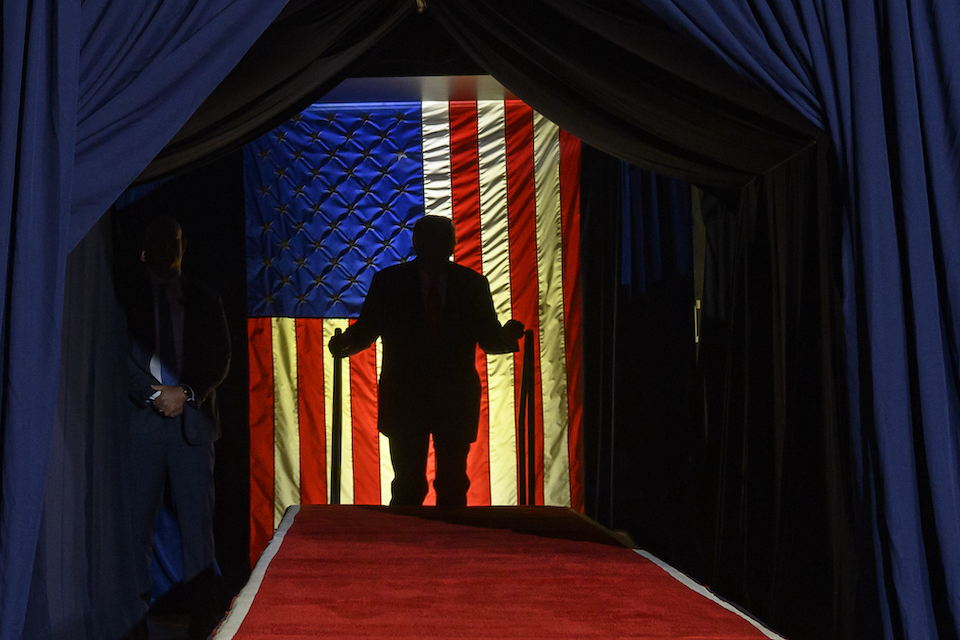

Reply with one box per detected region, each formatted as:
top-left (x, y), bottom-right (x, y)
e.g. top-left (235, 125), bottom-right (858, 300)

top-left (125, 216), bottom-right (231, 639)
top-left (329, 215), bottom-right (523, 507)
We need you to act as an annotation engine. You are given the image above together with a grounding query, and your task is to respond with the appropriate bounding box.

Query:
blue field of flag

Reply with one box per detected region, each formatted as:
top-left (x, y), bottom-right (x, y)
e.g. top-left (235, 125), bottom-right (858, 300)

top-left (244, 103), bottom-right (426, 318)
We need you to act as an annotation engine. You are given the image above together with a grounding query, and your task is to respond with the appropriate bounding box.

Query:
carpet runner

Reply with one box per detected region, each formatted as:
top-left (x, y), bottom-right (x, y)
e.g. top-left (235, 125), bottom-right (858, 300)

top-left (215, 506), bottom-right (785, 639)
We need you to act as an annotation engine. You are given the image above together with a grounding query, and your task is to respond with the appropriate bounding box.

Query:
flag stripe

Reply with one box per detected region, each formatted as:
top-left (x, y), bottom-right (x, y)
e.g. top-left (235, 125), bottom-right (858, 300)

top-left (559, 130), bottom-right (585, 511)
top-left (272, 318), bottom-right (301, 526)
top-left (350, 327), bottom-right (381, 505)
top-left (504, 101), bottom-right (548, 504)
top-left (477, 100), bottom-right (518, 506)
top-left (376, 339), bottom-right (394, 505)
top-left (248, 318), bottom-right (275, 564)
top-left (421, 102), bottom-right (453, 219)
top-left (296, 319), bottom-right (327, 505)
top-left (448, 101), bottom-right (494, 505)
top-left (323, 319), bottom-right (354, 504)
top-left (533, 113), bottom-right (572, 507)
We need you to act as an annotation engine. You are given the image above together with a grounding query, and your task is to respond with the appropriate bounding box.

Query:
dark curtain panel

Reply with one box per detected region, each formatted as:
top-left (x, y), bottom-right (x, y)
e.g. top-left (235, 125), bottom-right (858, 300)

top-left (0, 2), bottom-right (287, 637)
top-left (581, 149), bottom-right (703, 569)
top-left (583, 140), bottom-right (853, 640)
top-left (637, 1), bottom-right (960, 637)
top-left (698, 143), bottom-right (855, 639)
top-left (22, 218), bottom-right (139, 639)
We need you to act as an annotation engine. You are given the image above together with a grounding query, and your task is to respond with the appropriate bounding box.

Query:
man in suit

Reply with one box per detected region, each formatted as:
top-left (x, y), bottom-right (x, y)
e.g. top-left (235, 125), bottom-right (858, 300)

top-left (329, 215), bottom-right (523, 507)
top-left (125, 216), bottom-right (231, 639)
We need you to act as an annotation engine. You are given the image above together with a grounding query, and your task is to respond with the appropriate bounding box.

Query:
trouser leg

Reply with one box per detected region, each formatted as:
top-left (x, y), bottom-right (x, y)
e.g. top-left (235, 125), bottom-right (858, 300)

top-left (388, 432), bottom-right (430, 506)
top-left (167, 440), bottom-right (215, 583)
top-left (130, 433), bottom-right (169, 612)
top-left (432, 435), bottom-right (471, 507)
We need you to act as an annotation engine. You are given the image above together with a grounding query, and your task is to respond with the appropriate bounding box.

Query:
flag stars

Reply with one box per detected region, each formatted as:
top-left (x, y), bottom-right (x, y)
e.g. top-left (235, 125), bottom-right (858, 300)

top-left (295, 256), bottom-right (308, 270)
top-left (295, 292), bottom-right (310, 306)
top-left (260, 220), bottom-right (273, 234)
top-left (257, 148), bottom-right (270, 161)
top-left (261, 257), bottom-right (275, 268)
top-left (258, 183), bottom-right (271, 197)
top-left (279, 274), bottom-right (292, 287)
top-left (275, 203), bottom-right (289, 216)
top-left (292, 184), bottom-right (307, 198)
top-left (277, 239), bottom-right (292, 252)
top-left (274, 166), bottom-right (289, 180)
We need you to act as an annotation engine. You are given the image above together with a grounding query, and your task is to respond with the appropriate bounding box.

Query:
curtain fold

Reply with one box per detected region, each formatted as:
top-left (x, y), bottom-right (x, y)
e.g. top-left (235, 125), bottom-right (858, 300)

top-left (138, 0), bottom-right (412, 183)
top-left (634, 1), bottom-right (960, 637)
top-left (0, 2), bottom-right (287, 638)
top-left (426, 0), bottom-right (818, 188)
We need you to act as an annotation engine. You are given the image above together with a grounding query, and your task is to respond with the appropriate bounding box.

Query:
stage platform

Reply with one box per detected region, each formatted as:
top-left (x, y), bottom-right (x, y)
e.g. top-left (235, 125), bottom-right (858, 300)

top-left (215, 506), bottom-right (786, 639)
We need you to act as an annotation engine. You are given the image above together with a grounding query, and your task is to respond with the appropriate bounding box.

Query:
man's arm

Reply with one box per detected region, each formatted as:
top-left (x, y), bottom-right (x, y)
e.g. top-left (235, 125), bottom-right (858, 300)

top-left (474, 276), bottom-right (524, 354)
top-left (329, 272), bottom-right (386, 357)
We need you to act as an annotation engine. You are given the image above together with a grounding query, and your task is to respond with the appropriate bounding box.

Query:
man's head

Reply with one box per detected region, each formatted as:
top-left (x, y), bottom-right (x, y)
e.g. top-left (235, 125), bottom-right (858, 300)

top-left (412, 215), bottom-right (456, 274)
top-left (142, 216), bottom-right (185, 279)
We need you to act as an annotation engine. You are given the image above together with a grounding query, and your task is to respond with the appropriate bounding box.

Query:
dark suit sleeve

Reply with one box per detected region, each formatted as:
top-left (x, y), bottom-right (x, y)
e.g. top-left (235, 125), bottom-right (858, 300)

top-left (339, 270), bottom-right (387, 355)
top-left (474, 275), bottom-right (520, 355)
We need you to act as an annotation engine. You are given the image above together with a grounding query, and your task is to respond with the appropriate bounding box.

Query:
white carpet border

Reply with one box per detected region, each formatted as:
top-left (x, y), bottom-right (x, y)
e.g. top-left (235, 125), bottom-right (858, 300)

top-left (632, 548), bottom-right (788, 640)
top-left (213, 505), bottom-right (301, 639)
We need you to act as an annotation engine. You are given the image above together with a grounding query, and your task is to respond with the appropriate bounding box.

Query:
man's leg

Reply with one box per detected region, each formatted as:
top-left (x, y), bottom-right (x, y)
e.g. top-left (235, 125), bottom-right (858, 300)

top-left (167, 439), bottom-right (216, 583)
top-left (432, 435), bottom-right (471, 507)
top-left (167, 439), bottom-right (218, 640)
top-left (388, 432), bottom-right (430, 506)
top-left (130, 432), bottom-right (169, 614)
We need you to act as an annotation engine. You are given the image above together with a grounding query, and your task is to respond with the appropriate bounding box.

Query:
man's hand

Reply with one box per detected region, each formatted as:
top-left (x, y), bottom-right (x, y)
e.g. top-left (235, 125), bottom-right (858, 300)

top-left (328, 333), bottom-right (350, 358)
top-left (503, 319), bottom-right (525, 341)
top-left (151, 384), bottom-right (187, 417)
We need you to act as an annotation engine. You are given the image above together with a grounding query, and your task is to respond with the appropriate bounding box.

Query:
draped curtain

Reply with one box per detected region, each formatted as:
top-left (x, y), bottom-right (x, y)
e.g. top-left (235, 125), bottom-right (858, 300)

top-left (0, 1), bottom-right (288, 637)
top-left (634, 2), bottom-right (960, 637)
top-left (4, 1), bottom-right (957, 639)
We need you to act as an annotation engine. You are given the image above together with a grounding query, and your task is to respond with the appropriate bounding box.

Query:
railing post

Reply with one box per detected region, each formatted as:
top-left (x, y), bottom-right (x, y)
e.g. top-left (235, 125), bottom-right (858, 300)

top-left (517, 329), bottom-right (537, 506)
top-left (331, 328), bottom-right (343, 505)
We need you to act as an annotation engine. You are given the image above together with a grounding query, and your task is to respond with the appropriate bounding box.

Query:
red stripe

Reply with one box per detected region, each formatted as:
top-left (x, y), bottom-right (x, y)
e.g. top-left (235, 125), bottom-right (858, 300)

top-left (504, 101), bottom-right (547, 504)
top-left (296, 319), bottom-right (327, 505)
top-left (248, 317), bottom-right (275, 564)
top-left (449, 100), bottom-right (492, 506)
top-left (559, 130), bottom-right (584, 511)
top-left (349, 319), bottom-right (381, 504)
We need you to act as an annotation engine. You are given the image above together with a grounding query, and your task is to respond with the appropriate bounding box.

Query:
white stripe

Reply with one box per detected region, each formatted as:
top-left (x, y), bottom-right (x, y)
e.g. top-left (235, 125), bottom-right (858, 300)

top-left (476, 100), bottom-right (518, 505)
top-left (323, 319), bottom-right (354, 504)
top-left (271, 318), bottom-right (301, 528)
top-left (633, 550), bottom-right (789, 640)
top-left (376, 338), bottom-right (394, 505)
top-left (421, 102), bottom-right (453, 219)
top-left (215, 505), bottom-right (301, 639)
top-left (533, 113), bottom-right (571, 507)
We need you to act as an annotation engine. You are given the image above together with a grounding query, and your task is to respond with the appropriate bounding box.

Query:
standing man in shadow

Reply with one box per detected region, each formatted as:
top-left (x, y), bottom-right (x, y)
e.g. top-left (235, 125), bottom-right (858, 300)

top-left (329, 215), bottom-right (523, 507)
top-left (124, 215), bottom-right (231, 639)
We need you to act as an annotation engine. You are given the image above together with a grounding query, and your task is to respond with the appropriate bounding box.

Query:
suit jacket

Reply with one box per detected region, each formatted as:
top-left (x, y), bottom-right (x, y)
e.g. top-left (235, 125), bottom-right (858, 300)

top-left (125, 269), bottom-right (231, 445)
top-left (341, 260), bottom-right (517, 443)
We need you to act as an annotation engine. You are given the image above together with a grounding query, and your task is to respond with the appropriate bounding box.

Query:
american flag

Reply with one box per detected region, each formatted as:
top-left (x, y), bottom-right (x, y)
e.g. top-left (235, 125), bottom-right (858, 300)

top-left (244, 100), bottom-right (583, 563)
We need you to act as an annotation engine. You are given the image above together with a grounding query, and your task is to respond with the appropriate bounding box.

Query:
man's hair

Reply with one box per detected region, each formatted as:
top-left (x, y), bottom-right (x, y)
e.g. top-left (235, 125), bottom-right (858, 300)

top-left (143, 215), bottom-right (182, 247)
top-left (412, 215), bottom-right (455, 248)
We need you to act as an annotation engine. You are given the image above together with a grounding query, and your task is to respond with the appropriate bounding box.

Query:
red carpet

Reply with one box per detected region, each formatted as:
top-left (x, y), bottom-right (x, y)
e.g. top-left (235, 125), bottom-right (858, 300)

top-left (216, 506), bottom-right (784, 639)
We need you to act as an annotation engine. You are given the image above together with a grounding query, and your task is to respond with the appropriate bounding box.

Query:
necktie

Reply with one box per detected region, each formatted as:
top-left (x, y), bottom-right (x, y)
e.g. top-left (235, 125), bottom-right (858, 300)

top-left (157, 283), bottom-right (179, 385)
top-left (425, 277), bottom-right (443, 332)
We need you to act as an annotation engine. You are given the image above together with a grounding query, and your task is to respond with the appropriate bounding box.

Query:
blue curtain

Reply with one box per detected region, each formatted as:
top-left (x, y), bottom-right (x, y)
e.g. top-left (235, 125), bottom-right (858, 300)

top-left (0, 1), bottom-right (288, 638)
top-left (630, 1), bottom-right (960, 637)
